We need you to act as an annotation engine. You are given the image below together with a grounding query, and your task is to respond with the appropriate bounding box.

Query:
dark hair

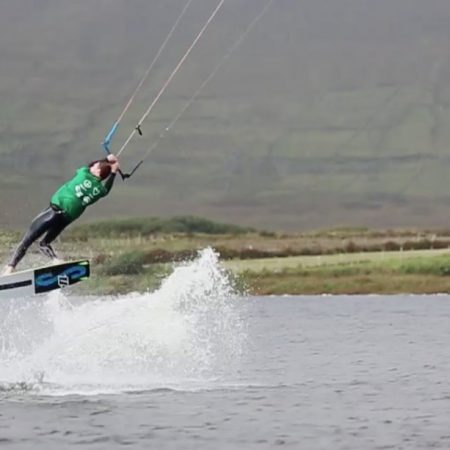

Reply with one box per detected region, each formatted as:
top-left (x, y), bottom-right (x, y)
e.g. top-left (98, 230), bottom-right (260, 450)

top-left (89, 160), bottom-right (112, 180)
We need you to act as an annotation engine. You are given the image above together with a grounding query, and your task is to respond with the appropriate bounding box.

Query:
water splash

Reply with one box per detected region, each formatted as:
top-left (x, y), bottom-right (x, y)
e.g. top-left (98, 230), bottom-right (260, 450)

top-left (0, 248), bottom-right (246, 395)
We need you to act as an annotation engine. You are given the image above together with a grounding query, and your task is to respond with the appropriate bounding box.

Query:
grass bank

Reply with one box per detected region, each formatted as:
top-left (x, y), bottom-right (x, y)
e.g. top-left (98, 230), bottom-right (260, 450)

top-left (229, 252), bottom-right (450, 295)
top-left (2, 217), bottom-right (450, 295)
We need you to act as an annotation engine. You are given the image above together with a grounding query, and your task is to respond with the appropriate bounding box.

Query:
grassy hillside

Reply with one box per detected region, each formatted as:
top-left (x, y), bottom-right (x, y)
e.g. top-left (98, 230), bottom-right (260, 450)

top-left (2, 1), bottom-right (450, 229)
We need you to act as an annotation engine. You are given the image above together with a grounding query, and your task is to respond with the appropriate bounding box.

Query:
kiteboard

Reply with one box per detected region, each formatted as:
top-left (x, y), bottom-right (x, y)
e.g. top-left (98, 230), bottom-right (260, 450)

top-left (0, 260), bottom-right (90, 300)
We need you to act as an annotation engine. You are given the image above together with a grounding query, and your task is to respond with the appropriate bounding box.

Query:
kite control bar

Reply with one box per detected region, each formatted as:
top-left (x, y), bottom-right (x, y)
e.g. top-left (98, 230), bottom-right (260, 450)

top-left (100, 0), bottom-right (273, 183)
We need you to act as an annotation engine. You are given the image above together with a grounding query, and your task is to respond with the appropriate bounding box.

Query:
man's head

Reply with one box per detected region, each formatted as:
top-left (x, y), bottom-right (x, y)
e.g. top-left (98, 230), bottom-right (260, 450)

top-left (89, 160), bottom-right (112, 180)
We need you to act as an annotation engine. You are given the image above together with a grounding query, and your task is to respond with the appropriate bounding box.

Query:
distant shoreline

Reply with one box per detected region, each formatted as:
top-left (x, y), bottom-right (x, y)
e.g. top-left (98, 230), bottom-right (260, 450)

top-left (2, 217), bottom-right (450, 295)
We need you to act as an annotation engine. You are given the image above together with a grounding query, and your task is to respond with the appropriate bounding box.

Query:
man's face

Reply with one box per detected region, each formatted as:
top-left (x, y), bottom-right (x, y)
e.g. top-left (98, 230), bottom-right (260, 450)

top-left (90, 162), bottom-right (102, 178)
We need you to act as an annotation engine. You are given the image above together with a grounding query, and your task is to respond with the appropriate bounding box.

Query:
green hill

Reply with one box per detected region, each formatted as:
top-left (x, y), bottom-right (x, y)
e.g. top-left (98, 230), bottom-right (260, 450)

top-left (2, 0), bottom-right (450, 230)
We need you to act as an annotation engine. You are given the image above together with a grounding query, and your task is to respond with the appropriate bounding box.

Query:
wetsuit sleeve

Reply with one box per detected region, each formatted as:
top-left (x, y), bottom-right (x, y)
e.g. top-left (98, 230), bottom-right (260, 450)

top-left (102, 173), bottom-right (116, 196)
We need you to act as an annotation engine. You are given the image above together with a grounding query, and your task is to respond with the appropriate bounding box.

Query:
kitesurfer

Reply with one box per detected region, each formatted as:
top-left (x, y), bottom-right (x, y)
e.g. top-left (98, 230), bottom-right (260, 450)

top-left (2, 155), bottom-right (120, 275)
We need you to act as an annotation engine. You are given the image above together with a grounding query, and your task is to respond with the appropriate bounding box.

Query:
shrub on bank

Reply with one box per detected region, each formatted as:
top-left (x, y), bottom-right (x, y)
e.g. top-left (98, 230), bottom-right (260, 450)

top-left (398, 257), bottom-right (450, 276)
top-left (69, 216), bottom-right (254, 239)
top-left (98, 249), bottom-right (199, 275)
top-left (99, 251), bottom-right (147, 276)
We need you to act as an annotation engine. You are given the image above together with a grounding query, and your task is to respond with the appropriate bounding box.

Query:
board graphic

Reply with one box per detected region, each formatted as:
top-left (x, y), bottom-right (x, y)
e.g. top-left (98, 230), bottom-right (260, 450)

top-left (0, 260), bottom-right (90, 299)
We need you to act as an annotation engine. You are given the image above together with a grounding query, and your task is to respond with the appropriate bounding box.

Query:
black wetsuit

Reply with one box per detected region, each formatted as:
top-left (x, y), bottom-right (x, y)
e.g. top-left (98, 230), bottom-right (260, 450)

top-left (8, 205), bottom-right (71, 268)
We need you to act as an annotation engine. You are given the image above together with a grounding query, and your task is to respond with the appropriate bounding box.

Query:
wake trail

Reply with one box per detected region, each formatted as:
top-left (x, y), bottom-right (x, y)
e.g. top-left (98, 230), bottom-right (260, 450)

top-left (0, 248), bottom-right (247, 396)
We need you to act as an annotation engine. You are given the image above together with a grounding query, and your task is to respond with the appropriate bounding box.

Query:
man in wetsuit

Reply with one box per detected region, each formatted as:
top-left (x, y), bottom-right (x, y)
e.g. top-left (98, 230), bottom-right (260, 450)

top-left (2, 154), bottom-right (120, 275)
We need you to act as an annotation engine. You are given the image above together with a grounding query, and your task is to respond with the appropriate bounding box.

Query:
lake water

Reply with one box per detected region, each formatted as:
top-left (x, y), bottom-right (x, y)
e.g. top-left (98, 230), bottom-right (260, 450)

top-left (1, 249), bottom-right (450, 449)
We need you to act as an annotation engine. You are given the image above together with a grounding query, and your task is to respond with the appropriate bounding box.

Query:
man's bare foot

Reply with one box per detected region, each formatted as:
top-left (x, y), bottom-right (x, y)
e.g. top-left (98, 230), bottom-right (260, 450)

top-left (1, 265), bottom-right (14, 276)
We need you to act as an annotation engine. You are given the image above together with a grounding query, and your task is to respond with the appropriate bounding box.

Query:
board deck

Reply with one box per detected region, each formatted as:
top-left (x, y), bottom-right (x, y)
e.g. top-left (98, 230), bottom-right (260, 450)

top-left (0, 260), bottom-right (90, 300)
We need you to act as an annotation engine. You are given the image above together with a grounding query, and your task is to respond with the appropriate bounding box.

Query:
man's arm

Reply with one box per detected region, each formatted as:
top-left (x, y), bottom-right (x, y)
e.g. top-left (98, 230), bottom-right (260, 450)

top-left (102, 172), bottom-right (116, 194)
top-left (102, 154), bottom-right (120, 195)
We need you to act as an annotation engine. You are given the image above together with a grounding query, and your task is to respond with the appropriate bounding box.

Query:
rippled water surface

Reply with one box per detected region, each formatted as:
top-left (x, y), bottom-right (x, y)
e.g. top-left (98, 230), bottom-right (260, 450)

top-left (1, 253), bottom-right (450, 449)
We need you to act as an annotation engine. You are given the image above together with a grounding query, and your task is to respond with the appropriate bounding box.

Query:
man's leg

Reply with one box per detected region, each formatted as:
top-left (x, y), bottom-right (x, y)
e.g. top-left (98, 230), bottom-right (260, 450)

top-left (39, 214), bottom-right (71, 260)
top-left (7, 207), bottom-right (57, 270)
